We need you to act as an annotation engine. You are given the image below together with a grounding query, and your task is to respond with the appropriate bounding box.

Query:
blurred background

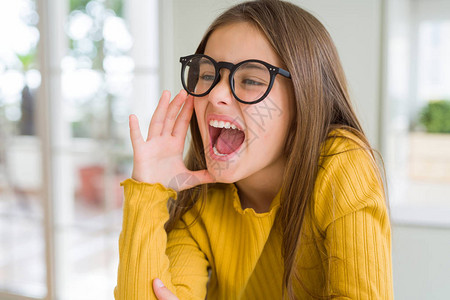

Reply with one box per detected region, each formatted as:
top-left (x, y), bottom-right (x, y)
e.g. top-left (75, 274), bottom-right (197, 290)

top-left (0, 0), bottom-right (449, 299)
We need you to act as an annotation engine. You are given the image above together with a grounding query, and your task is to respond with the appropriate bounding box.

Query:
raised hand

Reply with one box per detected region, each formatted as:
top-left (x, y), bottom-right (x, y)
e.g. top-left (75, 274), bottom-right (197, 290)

top-left (129, 90), bottom-right (215, 192)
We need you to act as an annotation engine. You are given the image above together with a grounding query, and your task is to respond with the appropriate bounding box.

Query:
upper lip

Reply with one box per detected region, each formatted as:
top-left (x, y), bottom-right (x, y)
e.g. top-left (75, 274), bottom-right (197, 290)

top-left (206, 114), bottom-right (244, 131)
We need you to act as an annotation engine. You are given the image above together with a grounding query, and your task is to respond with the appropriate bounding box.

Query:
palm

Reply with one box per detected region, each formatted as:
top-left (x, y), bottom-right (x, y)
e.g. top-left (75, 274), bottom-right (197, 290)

top-left (129, 90), bottom-right (215, 192)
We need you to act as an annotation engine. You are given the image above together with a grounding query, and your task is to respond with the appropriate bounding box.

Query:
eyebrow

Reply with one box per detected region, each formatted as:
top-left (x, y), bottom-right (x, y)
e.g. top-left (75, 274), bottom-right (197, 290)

top-left (199, 59), bottom-right (214, 67)
top-left (238, 63), bottom-right (266, 71)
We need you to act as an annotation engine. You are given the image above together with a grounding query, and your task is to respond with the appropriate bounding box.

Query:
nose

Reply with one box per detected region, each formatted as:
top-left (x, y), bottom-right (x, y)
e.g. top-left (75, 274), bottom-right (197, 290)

top-left (207, 69), bottom-right (234, 106)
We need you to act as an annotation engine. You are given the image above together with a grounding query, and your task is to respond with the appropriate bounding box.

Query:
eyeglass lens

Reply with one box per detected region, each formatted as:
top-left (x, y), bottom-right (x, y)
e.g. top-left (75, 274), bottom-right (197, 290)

top-left (183, 56), bottom-right (271, 103)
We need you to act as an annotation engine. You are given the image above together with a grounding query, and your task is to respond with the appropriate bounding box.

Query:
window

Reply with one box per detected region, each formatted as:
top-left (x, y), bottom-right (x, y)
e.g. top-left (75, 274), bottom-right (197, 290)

top-left (383, 0), bottom-right (450, 226)
top-left (0, 1), bottom-right (45, 297)
top-left (0, 0), bottom-right (160, 299)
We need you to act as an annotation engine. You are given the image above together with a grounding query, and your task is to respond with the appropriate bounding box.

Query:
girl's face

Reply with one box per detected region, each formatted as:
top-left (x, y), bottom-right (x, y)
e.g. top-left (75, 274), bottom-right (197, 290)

top-left (194, 22), bottom-right (294, 183)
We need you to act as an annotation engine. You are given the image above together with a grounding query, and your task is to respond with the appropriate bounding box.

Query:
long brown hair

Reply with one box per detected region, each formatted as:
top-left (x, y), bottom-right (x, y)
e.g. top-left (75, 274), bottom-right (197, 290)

top-left (165, 0), bottom-right (380, 298)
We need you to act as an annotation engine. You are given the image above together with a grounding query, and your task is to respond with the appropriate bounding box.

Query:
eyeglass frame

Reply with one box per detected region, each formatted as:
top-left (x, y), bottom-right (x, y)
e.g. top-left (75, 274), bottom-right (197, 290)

top-left (179, 54), bottom-right (291, 105)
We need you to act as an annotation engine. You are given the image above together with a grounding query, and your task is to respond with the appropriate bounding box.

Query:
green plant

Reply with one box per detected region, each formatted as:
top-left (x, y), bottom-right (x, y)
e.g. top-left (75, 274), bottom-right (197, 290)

top-left (17, 50), bottom-right (36, 71)
top-left (419, 100), bottom-right (450, 133)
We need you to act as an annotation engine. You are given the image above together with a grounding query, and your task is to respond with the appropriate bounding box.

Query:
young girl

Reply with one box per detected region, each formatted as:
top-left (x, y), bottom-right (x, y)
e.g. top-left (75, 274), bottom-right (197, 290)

top-left (115, 0), bottom-right (393, 299)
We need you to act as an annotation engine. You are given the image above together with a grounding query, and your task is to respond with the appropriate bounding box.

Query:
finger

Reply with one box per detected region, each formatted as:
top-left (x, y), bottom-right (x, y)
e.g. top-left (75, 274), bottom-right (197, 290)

top-left (166, 170), bottom-right (215, 192)
top-left (172, 94), bottom-right (194, 137)
top-left (175, 170), bottom-right (216, 191)
top-left (147, 90), bottom-right (171, 141)
top-left (161, 90), bottom-right (188, 135)
top-left (153, 278), bottom-right (178, 300)
top-left (189, 170), bottom-right (216, 186)
top-left (129, 114), bottom-right (143, 149)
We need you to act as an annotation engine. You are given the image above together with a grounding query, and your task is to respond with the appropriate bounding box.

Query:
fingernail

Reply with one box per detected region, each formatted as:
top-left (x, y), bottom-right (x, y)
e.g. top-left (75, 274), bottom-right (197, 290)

top-left (154, 278), bottom-right (164, 288)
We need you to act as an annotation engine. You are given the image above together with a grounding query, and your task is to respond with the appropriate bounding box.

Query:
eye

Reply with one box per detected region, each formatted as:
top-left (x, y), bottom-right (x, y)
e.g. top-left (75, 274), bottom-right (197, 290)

top-left (200, 74), bottom-right (215, 82)
top-left (242, 78), bottom-right (265, 86)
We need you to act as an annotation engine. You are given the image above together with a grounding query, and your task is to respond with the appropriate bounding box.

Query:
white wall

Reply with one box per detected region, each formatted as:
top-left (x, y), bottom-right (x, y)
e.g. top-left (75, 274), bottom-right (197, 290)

top-left (392, 225), bottom-right (450, 300)
top-left (293, 0), bottom-right (383, 150)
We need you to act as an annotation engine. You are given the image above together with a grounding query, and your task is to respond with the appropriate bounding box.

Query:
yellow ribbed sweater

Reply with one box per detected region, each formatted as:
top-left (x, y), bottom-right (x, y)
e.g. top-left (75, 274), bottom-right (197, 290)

top-left (114, 130), bottom-right (393, 299)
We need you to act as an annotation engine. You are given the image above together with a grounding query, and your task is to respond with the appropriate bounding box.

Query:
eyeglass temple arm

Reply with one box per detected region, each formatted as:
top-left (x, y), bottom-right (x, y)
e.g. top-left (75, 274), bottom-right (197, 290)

top-left (278, 68), bottom-right (291, 79)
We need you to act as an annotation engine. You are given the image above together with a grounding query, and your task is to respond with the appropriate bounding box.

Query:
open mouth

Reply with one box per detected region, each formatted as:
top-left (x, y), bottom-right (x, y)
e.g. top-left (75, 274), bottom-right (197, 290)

top-left (208, 119), bottom-right (245, 158)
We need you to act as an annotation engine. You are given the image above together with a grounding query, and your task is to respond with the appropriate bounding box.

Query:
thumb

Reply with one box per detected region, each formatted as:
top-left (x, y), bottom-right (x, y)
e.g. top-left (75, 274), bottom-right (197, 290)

top-left (153, 278), bottom-right (178, 300)
top-left (189, 169), bottom-right (216, 186)
top-left (167, 170), bottom-right (216, 192)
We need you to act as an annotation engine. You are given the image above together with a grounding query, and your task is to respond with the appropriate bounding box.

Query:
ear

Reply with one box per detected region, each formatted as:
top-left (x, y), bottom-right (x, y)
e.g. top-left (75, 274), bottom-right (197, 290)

top-left (153, 278), bottom-right (178, 300)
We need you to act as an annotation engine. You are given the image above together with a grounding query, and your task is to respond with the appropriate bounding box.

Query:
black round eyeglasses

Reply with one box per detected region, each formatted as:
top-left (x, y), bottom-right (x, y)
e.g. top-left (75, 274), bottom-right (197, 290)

top-left (180, 54), bottom-right (291, 105)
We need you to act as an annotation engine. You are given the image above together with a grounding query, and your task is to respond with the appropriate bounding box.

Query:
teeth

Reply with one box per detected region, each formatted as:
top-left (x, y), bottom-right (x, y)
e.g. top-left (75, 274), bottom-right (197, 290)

top-left (209, 119), bottom-right (240, 130)
top-left (213, 145), bottom-right (227, 156)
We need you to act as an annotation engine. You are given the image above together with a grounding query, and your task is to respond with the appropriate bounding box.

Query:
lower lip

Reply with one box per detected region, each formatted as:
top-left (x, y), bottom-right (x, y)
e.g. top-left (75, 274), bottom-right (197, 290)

top-left (208, 138), bottom-right (244, 161)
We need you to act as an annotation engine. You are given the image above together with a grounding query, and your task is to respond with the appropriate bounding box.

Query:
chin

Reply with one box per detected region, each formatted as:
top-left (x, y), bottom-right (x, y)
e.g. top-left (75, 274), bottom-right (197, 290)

top-left (205, 161), bottom-right (243, 184)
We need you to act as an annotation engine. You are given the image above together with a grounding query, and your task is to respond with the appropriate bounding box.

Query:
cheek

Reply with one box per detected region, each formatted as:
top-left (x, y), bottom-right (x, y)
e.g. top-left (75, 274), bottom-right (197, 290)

top-left (243, 97), bottom-right (287, 134)
top-left (193, 100), bottom-right (201, 116)
top-left (194, 100), bottom-right (206, 124)
top-left (245, 112), bottom-right (283, 149)
top-left (263, 118), bottom-right (288, 145)
top-left (193, 100), bottom-right (208, 139)
top-left (270, 82), bottom-right (294, 139)
top-left (244, 101), bottom-right (291, 153)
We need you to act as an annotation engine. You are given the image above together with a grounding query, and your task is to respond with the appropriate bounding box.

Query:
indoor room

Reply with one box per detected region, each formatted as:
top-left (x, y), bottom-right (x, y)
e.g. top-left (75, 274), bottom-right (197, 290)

top-left (0, 0), bottom-right (449, 299)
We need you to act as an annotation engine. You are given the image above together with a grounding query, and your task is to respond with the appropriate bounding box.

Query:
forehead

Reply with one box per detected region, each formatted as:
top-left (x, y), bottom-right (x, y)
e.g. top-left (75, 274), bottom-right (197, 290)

top-left (204, 22), bottom-right (282, 66)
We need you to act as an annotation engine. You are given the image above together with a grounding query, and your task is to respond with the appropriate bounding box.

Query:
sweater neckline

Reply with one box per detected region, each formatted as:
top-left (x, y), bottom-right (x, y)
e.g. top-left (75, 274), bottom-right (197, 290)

top-left (229, 183), bottom-right (282, 217)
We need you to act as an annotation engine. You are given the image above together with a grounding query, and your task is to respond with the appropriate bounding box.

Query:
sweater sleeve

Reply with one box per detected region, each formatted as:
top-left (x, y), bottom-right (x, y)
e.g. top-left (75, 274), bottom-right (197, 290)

top-left (114, 178), bottom-right (209, 300)
top-left (314, 146), bottom-right (393, 299)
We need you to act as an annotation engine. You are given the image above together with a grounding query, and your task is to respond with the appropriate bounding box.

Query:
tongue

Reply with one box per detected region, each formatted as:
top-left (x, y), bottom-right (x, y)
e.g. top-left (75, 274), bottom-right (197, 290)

top-left (215, 128), bottom-right (245, 155)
